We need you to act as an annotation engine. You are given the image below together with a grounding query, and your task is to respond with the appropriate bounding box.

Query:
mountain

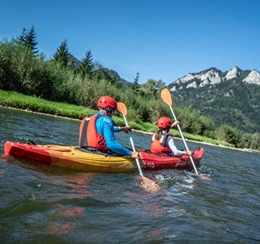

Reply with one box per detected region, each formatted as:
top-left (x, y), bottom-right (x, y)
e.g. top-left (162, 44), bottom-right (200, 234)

top-left (168, 66), bottom-right (260, 133)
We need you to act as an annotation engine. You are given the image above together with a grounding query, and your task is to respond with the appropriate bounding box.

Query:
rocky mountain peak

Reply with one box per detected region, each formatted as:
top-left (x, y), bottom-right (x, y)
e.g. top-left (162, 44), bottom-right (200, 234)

top-left (243, 70), bottom-right (260, 85)
top-left (170, 66), bottom-right (259, 92)
top-left (224, 66), bottom-right (242, 80)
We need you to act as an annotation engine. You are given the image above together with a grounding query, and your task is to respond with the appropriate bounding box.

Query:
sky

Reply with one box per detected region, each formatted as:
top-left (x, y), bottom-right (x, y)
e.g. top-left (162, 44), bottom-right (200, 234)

top-left (1, 0), bottom-right (259, 85)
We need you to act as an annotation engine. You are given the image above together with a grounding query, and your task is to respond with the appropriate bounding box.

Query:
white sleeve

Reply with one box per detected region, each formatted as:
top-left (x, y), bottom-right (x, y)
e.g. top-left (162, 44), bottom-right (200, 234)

top-left (168, 137), bottom-right (186, 155)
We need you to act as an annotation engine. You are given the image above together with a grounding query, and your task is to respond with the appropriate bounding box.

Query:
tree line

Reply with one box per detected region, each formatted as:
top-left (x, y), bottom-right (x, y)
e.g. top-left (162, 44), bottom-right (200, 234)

top-left (0, 26), bottom-right (259, 150)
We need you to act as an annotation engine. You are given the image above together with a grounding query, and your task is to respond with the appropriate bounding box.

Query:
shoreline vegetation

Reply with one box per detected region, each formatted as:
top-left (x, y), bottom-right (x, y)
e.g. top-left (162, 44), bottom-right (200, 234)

top-left (1, 90), bottom-right (258, 154)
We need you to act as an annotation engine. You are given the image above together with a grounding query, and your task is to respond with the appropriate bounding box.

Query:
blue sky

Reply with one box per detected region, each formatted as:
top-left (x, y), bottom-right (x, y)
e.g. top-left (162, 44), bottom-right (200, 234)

top-left (1, 0), bottom-right (259, 85)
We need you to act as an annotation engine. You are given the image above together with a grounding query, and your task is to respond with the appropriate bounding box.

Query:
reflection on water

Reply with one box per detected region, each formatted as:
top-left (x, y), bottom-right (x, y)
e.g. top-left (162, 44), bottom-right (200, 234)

top-left (0, 107), bottom-right (260, 243)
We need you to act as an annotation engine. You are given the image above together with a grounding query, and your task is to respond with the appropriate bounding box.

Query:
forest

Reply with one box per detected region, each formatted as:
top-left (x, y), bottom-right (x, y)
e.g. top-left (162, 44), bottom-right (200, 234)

top-left (0, 26), bottom-right (259, 150)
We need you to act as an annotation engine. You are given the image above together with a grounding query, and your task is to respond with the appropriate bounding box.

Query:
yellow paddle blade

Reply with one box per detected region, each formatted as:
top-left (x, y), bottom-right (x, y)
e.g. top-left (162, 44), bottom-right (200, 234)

top-left (117, 102), bottom-right (127, 116)
top-left (141, 176), bottom-right (161, 193)
top-left (161, 88), bottom-right (173, 107)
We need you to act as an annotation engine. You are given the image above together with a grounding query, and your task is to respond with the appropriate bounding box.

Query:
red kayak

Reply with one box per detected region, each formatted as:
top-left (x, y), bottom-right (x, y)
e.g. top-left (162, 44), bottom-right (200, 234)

top-left (139, 147), bottom-right (204, 170)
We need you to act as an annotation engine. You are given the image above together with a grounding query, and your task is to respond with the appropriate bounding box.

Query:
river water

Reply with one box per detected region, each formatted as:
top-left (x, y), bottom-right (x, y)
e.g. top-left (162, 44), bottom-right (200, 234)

top-left (0, 107), bottom-right (259, 244)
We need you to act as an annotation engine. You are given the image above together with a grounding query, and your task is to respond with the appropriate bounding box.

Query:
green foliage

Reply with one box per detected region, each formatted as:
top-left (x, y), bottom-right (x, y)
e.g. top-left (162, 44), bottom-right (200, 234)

top-left (249, 133), bottom-right (260, 150)
top-left (79, 50), bottom-right (94, 79)
top-left (131, 72), bottom-right (140, 93)
top-left (239, 133), bottom-right (260, 150)
top-left (93, 63), bottom-right (125, 86)
top-left (199, 115), bottom-right (215, 138)
top-left (53, 39), bottom-right (71, 68)
top-left (139, 79), bottom-right (166, 98)
top-left (217, 124), bottom-right (242, 147)
top-left (0, 40), bottom-right (19, 90)
top-left (240, 133), bottom-right (252, 148)
top-left (0, 90), bottom-right (95, 119)
top-left (171, 75), bottom-right (260, 134)
top-left (18, 26), bottom-right (38, 55)
top-left (147, 98), bottom-right (169, 123)
top-left (0, 39), bottom-right (55, 98)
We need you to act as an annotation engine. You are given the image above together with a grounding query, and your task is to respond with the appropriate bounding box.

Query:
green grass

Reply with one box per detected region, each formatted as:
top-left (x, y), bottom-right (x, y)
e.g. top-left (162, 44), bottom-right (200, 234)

top-left (0, 90), bottom-right (95, 119)
top-left (0, 89), bottom-right (235, 148)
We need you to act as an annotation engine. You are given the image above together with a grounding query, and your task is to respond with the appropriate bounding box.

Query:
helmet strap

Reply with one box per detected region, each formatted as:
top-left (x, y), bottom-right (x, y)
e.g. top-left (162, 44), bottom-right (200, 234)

top-left (105, 107), bottom-right (113, 116)
top-left (98, 106), bottom-right (114, 116)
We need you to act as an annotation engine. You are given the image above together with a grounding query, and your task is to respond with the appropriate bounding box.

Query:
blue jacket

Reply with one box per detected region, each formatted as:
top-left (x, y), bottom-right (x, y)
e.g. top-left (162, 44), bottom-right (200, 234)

top-left (96, 112), bottom-right (132, 156)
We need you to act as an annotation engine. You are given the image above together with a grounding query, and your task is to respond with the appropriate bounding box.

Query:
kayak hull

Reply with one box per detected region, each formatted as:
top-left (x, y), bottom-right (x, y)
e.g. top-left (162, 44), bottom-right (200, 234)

top-left (3, 141), bottom-right (204, 172)
top-left (3, 141), bottom-right (136, 173)
top-left (139, 148), bottom-right (204, 170)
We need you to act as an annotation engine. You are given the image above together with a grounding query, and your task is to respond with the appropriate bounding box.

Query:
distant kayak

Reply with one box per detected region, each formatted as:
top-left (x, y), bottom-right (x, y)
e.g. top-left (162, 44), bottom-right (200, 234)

top-left (3, 141), bottom-right (204, 172)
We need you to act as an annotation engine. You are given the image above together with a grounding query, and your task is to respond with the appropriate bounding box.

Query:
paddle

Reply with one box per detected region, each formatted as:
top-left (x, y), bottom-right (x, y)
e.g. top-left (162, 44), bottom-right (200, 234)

top-left (160, 88), bottom-right (211, 181)
top-left (117, 102), bottom-right (160, 192)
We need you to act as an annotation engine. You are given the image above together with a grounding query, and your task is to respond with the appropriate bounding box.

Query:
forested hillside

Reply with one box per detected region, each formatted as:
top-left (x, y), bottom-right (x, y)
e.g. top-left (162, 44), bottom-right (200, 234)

top-left (168, 67), bottom-right (260, 134)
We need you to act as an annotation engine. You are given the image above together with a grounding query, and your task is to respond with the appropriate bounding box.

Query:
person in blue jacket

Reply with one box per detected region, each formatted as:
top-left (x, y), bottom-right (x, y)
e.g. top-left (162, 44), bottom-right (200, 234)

top-left (79, 95), bottom-right (139, 158)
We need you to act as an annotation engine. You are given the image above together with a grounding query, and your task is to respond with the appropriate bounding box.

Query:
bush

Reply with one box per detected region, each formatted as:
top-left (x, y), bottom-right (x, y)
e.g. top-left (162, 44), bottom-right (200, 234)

top-left (217, 124), bottom-right (242, 147)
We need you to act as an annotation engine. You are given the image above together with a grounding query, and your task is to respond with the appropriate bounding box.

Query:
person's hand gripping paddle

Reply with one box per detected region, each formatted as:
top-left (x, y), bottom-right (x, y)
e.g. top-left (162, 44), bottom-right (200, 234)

top-left (160, 88), bottom-right (211, 181)
top-left (117, 102), bottom-right (161, 192)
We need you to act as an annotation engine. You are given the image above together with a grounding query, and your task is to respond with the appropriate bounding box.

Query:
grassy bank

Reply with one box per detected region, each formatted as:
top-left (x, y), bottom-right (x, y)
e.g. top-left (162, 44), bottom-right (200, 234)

top-left (0, 89), bottom-right (234, 148)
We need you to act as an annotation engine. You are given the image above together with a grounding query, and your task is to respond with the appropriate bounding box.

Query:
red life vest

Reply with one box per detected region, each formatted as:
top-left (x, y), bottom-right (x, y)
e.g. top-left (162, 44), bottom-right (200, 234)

top-left (79, 114), bottom-right (108, 151)
top-left (150, 132), bottom-right (171, 154)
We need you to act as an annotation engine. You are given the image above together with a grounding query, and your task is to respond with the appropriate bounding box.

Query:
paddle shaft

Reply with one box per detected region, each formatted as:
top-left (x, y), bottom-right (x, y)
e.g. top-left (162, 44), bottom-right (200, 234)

top-left (122, 115), bottom-right (144, 177)
top-left (169, 106), bottom-right (199, 176)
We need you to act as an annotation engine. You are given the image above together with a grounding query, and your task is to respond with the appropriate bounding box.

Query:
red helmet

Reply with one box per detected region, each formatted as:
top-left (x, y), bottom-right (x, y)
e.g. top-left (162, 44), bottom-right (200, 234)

top-left (97, 96), bottom-right (117, 109)
top-left (157, 117), bottom-right (172, 129)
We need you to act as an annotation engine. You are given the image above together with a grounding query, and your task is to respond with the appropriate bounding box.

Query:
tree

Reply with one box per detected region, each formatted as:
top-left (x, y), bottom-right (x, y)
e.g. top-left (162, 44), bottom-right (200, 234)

top-left (140, 79), bottom-right (166, 98)
top-left (250, 133), bottom-right (260, 150)
top-left (18, 27), bottom-right (27, 43)
top-left (132, 72), bottom-right (139, 92)
top-left (79, 50), bottom-right (94, 79)
top-left (240, 133), bottom-right (252, 148)
top-left (26, 26), bottom-right (38, 55)
top-left (199, 115), bottom-right (215, 138)
top-left (53, 40), bottom-right (70, 68)
top-left (217, 124), bottom-right (242, 147)
top-left (18, 26), bottom-right (38, 55)
top-left (93, 63), bottom-right (122, 85)
top-left (0, 40), bottom-right (19, 90)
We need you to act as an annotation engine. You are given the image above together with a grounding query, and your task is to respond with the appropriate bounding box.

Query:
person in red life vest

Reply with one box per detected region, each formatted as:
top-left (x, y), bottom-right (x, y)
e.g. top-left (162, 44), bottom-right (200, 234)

top-left (150, 116), bottom-right (192, 156)
top-left (79, 95), bottom-right (139, 158)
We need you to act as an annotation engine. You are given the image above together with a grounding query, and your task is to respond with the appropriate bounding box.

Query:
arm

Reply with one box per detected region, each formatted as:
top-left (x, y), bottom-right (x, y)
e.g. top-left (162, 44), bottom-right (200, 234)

top-left (97, 116), bottom-right (132, 156)
top-left (167, 137), bottom-right (186, 156)
top-left (113, 126), bottom-right (121, 132)
top-left (171, 120), bottom-right (179, 128)
top-left (113, 126), bottom-right (132, 133)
